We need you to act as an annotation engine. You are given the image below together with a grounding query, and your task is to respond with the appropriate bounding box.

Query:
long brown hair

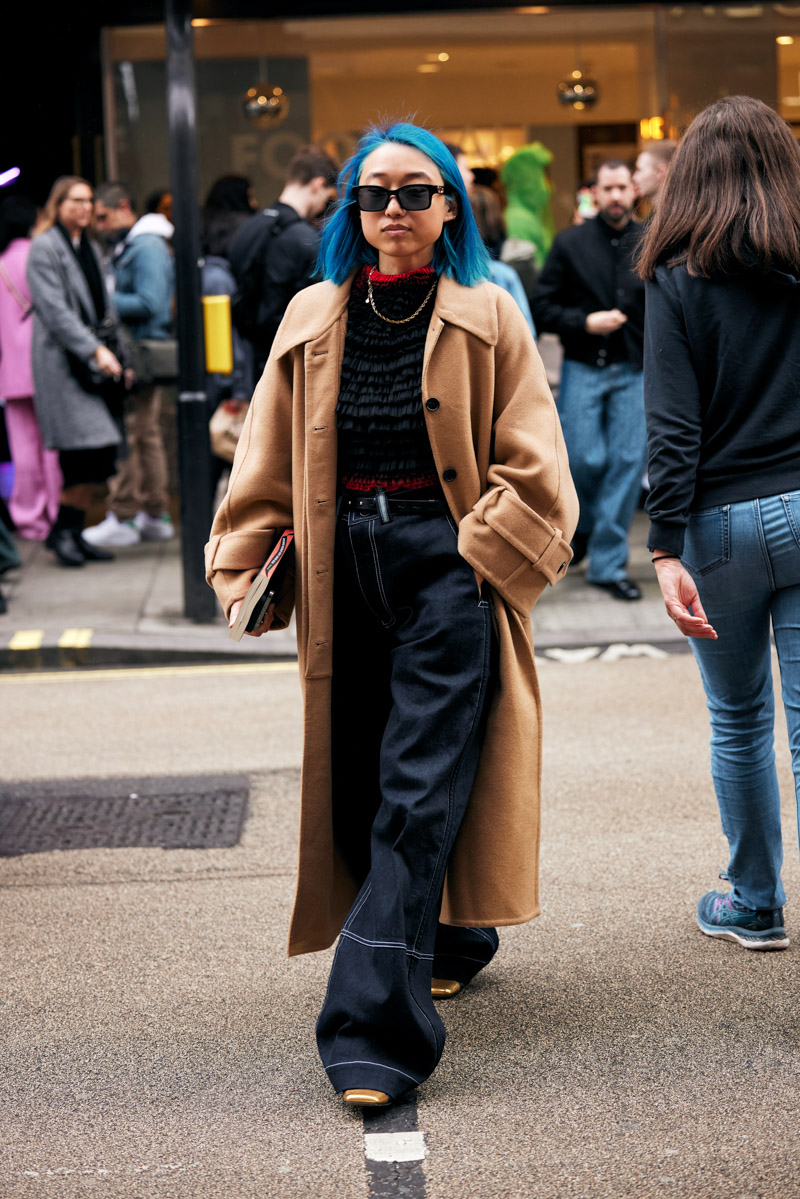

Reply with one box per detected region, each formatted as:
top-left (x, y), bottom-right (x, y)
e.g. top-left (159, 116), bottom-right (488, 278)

top-left (637, 96), bottom-right (800, 280)
top-left (33, 175), bottom-right (93, 237)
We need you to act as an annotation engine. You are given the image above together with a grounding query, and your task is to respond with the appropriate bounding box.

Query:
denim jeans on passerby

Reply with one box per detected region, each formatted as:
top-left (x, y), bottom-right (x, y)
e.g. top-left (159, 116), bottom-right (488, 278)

top-left (317, 507), bottom-right (498, 1100)
top-left (684, 491), bottom-right (800, 911)
top-left (557, 359), bottom-right (646, 583)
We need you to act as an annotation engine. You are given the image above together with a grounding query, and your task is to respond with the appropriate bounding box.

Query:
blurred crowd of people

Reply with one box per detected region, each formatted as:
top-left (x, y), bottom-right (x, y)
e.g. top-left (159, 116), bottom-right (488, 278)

top-left (0, 130), bottom-right (672, 613)
top-left (0, 144), bottom-right (342, 608)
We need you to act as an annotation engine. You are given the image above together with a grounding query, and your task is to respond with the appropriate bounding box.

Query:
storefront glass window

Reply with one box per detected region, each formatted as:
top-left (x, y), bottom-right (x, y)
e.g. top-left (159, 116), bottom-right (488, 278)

top-left (103, 5), bottom-right (800, 232)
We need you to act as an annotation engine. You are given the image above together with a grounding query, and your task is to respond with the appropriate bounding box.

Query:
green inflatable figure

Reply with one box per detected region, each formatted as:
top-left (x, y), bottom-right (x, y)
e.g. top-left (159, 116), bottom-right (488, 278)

top-left (501, 143), bottom-right (555, 270)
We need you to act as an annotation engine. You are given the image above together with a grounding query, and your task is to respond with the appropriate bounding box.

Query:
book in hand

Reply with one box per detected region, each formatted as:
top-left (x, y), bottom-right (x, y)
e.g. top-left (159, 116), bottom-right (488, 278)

top-left (229, 529), bottom-right (295, 642)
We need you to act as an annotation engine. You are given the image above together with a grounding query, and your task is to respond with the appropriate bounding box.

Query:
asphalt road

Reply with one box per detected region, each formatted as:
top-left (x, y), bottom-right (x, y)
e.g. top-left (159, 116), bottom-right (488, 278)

top-left (2, 655), bottom-right (800, 1198)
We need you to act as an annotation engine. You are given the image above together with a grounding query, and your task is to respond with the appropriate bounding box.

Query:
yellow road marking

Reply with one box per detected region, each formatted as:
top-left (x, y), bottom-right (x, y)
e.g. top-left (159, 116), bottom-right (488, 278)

top-left (58, 628), bottom-right (93, 649)
top-left (0, 661), bottom-right (299, 685)
top-left (8, 630), bottom-right (44, 651)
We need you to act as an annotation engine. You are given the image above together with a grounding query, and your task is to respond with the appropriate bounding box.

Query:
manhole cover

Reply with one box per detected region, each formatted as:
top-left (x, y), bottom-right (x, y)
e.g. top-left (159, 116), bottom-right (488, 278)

top-left (0, 775), bottom-right (248, 857)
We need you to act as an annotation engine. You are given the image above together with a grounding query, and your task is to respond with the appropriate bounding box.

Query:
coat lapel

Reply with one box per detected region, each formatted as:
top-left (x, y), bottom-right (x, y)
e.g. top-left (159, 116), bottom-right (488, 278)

top-left (49, 229), bottom-right (100, 325)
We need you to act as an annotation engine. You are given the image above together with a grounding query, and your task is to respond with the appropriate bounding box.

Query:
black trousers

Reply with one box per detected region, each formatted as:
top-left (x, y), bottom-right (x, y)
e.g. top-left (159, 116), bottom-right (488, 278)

top-left (316, 507), bottom-right (498, 1099)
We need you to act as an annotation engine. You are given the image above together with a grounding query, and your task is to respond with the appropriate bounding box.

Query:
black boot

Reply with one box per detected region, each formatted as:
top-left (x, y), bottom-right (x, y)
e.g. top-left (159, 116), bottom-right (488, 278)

top-left (46, 505), bottom-right (86, 567)
top-left (46, 526), bottom-right (85, 567)
top-left (73, 531), bottom-right (114, 562)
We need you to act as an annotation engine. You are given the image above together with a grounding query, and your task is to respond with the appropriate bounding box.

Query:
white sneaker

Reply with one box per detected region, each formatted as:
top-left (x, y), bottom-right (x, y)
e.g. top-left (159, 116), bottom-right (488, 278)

top-left (134, 511), bottom-right (175, 541)
top-left (82, 512), bottom-right (140, 548)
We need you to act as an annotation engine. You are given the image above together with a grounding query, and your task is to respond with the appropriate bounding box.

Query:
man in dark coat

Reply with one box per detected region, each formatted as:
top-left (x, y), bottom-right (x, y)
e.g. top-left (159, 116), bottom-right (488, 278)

top-left (533, 160), bottom-right (646, 600)
top-left (227, 145), bottom-right (338, 374)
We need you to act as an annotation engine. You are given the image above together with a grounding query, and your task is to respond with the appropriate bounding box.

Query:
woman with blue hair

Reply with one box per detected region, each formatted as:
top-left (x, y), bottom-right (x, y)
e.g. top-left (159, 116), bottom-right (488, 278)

top-left (206, 121), bottom-right (577, 1107)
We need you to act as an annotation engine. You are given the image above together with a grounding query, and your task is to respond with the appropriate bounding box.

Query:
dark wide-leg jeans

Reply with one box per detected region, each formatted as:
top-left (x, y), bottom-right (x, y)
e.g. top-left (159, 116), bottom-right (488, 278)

top-left (316, 507), bottom-right (498, 1099)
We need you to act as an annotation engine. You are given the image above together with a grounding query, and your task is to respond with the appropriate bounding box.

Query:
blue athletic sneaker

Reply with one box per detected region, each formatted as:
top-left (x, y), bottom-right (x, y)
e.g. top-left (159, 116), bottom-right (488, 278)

top-left (697, 890), bottom-right (789, 951)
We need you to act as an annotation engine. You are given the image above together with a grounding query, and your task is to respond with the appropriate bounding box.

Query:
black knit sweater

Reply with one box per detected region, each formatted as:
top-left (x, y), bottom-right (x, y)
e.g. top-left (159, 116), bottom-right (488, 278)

top-left (645, 261), bottom-right (800, 554)
top-left (337, 265), bottom-right (441, 493)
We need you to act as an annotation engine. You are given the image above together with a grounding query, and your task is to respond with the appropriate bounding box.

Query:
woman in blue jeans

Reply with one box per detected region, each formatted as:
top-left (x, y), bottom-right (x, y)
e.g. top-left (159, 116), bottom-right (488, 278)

top-left (638, 95), bottom-right (800, 951)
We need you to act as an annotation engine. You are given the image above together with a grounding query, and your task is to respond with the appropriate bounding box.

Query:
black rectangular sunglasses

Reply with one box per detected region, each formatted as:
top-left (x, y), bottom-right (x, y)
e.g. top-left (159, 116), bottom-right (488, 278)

top-left (354, 184), bottom-right (446, 212)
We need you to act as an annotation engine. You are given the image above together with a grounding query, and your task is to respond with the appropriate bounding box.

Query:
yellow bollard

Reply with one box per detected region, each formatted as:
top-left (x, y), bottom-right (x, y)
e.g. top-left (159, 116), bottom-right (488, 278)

top-left (202, 294), bottom-right (234, 374)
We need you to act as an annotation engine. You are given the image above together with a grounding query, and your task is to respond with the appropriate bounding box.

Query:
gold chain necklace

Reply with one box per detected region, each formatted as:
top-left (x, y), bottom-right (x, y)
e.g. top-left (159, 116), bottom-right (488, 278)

top-left (366, 267), bottom-right (437, 325)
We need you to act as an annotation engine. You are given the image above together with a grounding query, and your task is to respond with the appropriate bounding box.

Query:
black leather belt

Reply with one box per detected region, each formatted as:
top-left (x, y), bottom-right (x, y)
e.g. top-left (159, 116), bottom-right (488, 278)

top-left (341, 494), bottom-right (449, 520)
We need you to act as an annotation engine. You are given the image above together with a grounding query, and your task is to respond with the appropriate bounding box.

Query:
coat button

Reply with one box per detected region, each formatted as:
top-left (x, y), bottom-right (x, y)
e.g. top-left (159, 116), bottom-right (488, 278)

top-left (443, 468), bottom-right (457, 482)
top-left (425, 397), bottom-right (440, 411)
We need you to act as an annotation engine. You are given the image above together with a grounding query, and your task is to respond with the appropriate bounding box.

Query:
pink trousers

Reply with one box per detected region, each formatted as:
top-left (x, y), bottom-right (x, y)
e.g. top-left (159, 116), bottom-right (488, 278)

top-left (4, 397), bottom-right (62, 539)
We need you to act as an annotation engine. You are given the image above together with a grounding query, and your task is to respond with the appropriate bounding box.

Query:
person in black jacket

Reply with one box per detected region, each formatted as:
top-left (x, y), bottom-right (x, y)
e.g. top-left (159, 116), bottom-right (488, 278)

top-left (533, 161), bottom-right (645, 601)
top-left (639, 94), bottom-right (800, 952)
top-left (227, 146), bottom-right (338, 374)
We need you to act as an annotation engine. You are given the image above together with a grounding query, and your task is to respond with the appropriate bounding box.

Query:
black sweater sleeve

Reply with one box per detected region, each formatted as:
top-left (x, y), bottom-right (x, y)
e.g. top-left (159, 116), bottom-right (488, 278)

top-left (531, 235), bottom-right (590, 338)
top-left (643, 269), bottom-right (704, 555)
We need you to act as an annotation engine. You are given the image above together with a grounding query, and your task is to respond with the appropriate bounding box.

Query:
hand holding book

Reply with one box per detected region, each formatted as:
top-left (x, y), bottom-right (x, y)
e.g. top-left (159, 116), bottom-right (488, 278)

top-left (229, 595), bottom-right (274, 637)
top-left (228, 529), bottom-right (295, 641)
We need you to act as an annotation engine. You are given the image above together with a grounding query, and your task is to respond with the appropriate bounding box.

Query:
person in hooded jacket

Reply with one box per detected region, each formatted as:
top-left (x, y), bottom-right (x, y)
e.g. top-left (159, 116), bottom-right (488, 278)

top-left (501, 142), bottom-right (556, 273)
top-left (638, 95), bottom-right (800, 953)
top-left (84, 182), bottom-right (175, 548)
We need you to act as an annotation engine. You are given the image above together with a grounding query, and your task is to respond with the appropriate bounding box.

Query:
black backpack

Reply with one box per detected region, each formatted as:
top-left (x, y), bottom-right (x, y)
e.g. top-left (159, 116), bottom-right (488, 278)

top-left (227, 206), bottom-right (302, 347)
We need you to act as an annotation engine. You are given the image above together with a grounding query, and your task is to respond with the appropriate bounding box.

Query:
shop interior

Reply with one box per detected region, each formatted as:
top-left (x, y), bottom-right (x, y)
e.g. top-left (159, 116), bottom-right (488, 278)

top-left (104, 3), bottom-right (800, 231)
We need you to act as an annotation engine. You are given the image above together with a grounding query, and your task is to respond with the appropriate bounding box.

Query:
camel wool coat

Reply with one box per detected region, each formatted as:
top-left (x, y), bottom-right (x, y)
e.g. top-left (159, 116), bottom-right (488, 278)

top-left (206, 272), bottom-right (579, 957)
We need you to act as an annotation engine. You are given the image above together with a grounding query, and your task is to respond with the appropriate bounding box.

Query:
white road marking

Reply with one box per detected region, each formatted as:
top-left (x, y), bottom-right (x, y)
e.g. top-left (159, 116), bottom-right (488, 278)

top-left (364, 1131), bottom-right (427, 1163)
top-left (544, 646), bottom-right (601, 663)
top-left (598, 643), bottom-right (668, 662)
top-left (542, 642), bottom-right (673, 664)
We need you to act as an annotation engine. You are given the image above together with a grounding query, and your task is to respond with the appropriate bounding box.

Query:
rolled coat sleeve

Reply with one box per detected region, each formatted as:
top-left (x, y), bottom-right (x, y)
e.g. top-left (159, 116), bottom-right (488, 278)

top-left (458, 292), bottom-right (579, 613)
top-left (204, 347), bottom-right (295, 624)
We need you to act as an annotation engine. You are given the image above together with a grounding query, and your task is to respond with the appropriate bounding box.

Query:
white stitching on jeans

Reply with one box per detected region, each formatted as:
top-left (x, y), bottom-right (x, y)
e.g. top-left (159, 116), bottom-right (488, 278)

top-left (347, 519), bottom-right (386, 625)
top-left (342, 882), bottom-right (373, 933)
top-left (435, 953), bottom-right (488, 966)
top-left (368, 518), bottom-right (396, 628)
top-left (325, 1060), bottom-right (422, 1084)
top-left (412, 601), bottom-right (491, 961)
top-left (340, 930), bottom-right (434, 959)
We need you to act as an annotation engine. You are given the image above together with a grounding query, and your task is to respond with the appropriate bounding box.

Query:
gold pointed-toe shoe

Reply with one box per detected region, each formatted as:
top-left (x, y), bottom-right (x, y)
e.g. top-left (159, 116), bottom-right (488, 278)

top-left (431, 978), bottom-right (462, 998)
top-left (343, 1089), bottom-right (391, 1107)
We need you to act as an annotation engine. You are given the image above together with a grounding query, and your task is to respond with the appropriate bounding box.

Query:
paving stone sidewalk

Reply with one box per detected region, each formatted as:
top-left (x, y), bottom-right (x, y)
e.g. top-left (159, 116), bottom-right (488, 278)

top-left (0, 510), bottom-right (678, 669)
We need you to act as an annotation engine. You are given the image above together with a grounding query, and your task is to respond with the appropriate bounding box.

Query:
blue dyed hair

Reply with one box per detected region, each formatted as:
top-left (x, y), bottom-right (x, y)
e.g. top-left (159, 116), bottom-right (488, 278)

top-left (318, 122), bottom-right (491, 287)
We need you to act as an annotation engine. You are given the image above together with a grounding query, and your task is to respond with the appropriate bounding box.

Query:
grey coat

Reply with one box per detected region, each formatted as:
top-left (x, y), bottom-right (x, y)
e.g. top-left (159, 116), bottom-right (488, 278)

top-left (26, 227), bottom-right (122, 450)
